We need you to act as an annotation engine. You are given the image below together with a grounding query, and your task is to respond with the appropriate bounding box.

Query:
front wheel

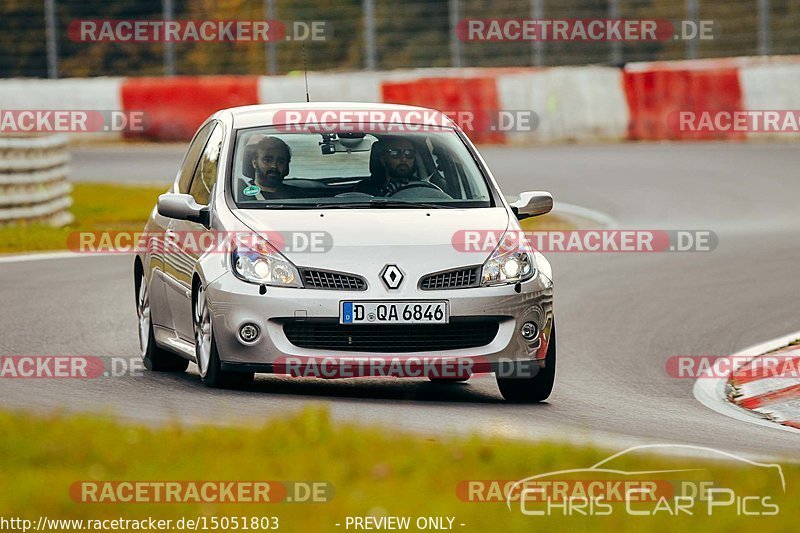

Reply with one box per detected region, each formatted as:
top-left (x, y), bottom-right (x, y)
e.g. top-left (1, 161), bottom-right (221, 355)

top-left (429, 374), bottom-right (470, 383)
top-left (496, 322), bottom-right (556, 403)
top-left (194, 284), bottom-right (254, 389)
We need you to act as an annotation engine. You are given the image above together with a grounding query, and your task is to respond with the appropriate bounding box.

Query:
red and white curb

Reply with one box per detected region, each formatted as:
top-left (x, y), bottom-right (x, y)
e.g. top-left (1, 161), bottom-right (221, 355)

top-left (694, 331), bottom-right (800, 433)
top-left (728, 344), bottom-right (800, 429)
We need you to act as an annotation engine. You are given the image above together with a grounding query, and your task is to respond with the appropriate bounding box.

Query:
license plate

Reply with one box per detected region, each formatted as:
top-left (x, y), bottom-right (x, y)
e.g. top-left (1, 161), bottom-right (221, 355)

top-left (340, 301), bottom-right (449, 324)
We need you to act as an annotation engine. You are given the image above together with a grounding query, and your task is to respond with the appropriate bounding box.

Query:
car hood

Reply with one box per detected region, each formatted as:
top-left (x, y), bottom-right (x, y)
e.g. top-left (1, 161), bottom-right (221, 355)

top-left (231, 207), bottom-right (510, 277)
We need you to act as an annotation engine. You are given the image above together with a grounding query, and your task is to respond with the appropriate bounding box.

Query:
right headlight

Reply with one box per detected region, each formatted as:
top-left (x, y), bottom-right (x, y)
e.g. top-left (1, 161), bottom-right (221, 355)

top-left (481, 231), bottom-right (537, 286)
top-left (230, 234), bottom-right (302, 288)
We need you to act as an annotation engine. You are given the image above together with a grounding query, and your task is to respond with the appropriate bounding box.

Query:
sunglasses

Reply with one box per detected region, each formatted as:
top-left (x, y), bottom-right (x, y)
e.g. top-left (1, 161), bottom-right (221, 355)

top-left (387, 148), bottom-right (416, 159)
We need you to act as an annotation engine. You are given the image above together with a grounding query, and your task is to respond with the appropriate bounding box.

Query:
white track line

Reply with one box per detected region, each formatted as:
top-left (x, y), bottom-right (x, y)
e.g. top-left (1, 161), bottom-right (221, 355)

top-left (693, 331), bottom-right (800, 434)
top-left (554, 201), bottom-right (617, 229)
top-left (0, 251), bottom-right (106, 264)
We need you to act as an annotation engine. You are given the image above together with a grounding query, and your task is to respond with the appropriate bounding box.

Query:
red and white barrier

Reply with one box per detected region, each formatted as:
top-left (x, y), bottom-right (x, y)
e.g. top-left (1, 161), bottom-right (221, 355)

top-left (1, 55), bottom-right (799, 142)
top-left (728, 345), bottom-right (800, 430)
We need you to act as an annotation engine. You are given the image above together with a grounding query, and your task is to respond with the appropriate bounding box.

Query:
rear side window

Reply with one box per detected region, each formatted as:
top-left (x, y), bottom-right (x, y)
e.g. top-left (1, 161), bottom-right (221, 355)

top-left (177, 122), bottom-right (216, 194)
top-left (189, 123), bottom-right (224, 205)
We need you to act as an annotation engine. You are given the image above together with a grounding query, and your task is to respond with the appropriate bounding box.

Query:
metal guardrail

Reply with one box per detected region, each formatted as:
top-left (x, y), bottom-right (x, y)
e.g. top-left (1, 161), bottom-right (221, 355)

top-left (3, 0), bottom-right (796, 78)
top-left (0, 135), bottom-right (73, 227)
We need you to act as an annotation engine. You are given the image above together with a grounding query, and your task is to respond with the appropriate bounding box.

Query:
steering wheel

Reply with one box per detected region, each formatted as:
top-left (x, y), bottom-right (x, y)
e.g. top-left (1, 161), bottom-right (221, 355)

top-left (385, 181), bottom-right (445, 196)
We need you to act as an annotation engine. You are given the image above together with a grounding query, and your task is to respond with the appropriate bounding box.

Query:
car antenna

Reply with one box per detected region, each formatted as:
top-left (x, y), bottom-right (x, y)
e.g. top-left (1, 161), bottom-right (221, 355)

top-left (302, 40), bottom-right (310, 102)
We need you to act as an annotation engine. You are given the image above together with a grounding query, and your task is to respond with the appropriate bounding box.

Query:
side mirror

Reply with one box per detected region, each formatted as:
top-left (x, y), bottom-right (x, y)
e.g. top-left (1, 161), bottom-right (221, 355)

top-left (157, 193), bottom-right (210, 226)
top-left (510, 191), bottom-right (553, 220)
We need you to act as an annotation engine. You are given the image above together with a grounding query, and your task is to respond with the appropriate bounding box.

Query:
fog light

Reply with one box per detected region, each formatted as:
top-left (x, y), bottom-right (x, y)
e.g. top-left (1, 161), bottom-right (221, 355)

top-left (520, 321), bottom-right (538, 340)
top-left (239, 323), bottom-right (260, 343)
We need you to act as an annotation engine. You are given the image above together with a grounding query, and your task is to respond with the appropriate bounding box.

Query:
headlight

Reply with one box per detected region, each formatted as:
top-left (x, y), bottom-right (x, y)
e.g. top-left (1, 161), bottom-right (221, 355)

top-left (481, 231), bottom-right (537, 286)
top-left (231, 235), bottom-right (302, 288)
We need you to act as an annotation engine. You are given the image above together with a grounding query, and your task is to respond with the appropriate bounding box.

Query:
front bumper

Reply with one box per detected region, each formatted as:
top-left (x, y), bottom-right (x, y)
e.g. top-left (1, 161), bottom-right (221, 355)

top-left (206, 269), bottom-right (554, 374)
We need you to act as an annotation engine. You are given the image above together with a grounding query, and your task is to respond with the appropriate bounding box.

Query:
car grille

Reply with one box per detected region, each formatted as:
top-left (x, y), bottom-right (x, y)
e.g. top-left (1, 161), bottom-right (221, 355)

top-left (419, 266), bottom-right (480, 290)
top-left (301, 269), bottom-right (367, 291)
top-left (283, 319), bottom-right (499, 352)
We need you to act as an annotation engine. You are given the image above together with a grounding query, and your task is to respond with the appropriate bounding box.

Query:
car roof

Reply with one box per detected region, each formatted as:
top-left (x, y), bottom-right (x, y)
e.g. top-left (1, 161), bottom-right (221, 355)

top-left (225, 102), bottom-right (457, 130)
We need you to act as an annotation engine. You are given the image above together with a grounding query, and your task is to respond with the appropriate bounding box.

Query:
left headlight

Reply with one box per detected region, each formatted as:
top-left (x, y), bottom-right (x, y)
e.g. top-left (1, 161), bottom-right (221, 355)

top-left (231, 235), bottom-right (303, 288)
top-left (481, 230), bottom-right (537, 286)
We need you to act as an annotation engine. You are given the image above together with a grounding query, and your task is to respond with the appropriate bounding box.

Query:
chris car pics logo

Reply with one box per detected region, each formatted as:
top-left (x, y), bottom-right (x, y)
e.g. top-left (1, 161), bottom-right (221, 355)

top-left (505, 444), bottom-right (784, 517)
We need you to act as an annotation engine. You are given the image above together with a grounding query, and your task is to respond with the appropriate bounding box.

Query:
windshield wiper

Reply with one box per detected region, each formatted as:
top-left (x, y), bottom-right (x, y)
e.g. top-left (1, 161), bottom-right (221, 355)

top-left (255, 203), bottom-right (321, 209)
top-left (318, 199), bottom-right (455, 209)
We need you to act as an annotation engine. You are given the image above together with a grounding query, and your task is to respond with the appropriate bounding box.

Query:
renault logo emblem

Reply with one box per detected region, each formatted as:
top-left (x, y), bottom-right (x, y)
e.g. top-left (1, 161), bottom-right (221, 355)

top-left (380, 265), bottom-right (404, 290)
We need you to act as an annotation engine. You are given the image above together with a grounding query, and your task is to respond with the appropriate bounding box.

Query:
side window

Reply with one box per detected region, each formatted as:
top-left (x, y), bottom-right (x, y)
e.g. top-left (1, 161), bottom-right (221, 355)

top-left (189, 123), bottom-right (224, 206)
top-left (177, 122), bottom-right (216, 194)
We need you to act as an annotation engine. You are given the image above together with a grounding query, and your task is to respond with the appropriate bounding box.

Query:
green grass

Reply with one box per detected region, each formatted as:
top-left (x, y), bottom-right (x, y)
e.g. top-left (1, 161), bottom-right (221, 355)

top-left (0, 183), bottom-right (165, 254)
top-left (0, 408), bottom-right (796, 532)
top-left (520, 213), bottom-right (574, 231)
top-left (0, 183), bottom-right (572, 255)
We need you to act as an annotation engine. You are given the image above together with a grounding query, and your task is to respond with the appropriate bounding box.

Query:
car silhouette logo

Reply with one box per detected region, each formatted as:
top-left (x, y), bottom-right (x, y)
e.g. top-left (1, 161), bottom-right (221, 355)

top-left (380, 265), bottom-right (404, 289)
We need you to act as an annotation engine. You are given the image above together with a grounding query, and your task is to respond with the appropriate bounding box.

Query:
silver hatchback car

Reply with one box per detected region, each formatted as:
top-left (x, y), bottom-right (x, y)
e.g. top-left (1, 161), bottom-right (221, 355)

top-left (134, 103), bottom-right (555, 402)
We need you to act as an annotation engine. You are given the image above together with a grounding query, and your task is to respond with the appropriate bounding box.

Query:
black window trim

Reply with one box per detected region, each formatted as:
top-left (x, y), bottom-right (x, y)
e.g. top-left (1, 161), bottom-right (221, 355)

top-left (225, 125), bottom-right (498, 210)
top-left (177, 120), bottom-right (221, 196)
top-left (188, 121), bottom-right (225, 206)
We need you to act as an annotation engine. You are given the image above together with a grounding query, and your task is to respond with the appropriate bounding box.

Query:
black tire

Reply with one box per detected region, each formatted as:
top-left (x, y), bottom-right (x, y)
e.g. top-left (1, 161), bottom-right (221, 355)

top-left (496, 322), bottom-right (556, 403)
top-left (142, 323), bottom-right (190, 372)
top-left (193, 282), bottom-right (254, 389)
top-left (136, 270), bottom-right (189, 373)
top-left (429, 375), bottom-right (470, 383)
top-left (200, 333), bottom-right (255, 389)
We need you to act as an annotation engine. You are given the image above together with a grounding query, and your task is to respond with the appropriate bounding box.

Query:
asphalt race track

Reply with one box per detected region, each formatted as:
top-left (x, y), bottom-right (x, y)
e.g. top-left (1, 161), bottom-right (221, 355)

top-left (2, 142), bottom-right (799, 458)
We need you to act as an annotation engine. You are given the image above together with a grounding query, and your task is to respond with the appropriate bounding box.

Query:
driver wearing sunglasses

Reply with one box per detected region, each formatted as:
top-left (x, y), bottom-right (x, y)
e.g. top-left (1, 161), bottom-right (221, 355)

top-left (381, 138), bottom-right (419, 193)
top-left (355, 136), bottom-right (448, 197)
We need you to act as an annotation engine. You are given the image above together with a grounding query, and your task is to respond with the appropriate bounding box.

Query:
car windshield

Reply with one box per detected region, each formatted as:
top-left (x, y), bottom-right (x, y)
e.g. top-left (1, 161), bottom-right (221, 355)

top-left (230, 126), bottom-right (493, 208)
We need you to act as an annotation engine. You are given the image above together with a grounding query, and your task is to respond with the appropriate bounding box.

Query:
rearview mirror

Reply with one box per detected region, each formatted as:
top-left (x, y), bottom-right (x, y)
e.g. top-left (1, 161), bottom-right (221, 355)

top-left (157, 193), bottom-right (210, 226)
top-left (509, 191), bottom-right (553, 220)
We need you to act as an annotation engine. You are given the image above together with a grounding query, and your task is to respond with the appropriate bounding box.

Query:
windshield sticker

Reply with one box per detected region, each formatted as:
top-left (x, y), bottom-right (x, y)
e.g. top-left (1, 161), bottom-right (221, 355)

top-left (243, 185), bottom-right (261, 196)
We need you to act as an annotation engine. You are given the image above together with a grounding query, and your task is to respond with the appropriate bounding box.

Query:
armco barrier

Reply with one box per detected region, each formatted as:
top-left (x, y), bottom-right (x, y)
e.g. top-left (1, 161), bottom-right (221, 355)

top-left (120, 76), bottom-right (260, 141)
top-left (0, 135), bottom-right (73, 227)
